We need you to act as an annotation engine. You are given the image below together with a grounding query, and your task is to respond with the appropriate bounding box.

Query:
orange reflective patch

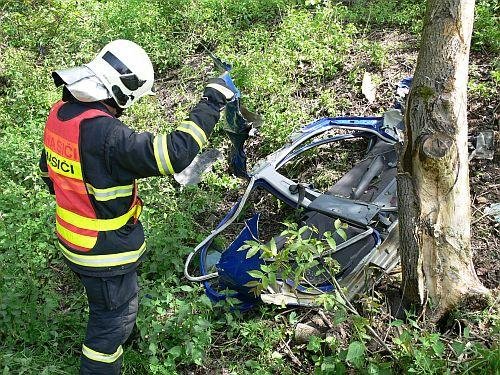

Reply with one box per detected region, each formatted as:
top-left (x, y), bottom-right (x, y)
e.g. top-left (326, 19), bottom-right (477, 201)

top-left (44, 129), bottom-right (79, 160)
top-left (51, 173), bottom-right (87, 194)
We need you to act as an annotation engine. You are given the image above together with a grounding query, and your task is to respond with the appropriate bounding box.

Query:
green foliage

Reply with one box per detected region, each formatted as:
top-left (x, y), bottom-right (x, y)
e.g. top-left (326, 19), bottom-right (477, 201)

top-left (136, 283), bottom-right (215, 373)
top-left (468, 62), bottom-right (499, 101)
top-left (473, 0), bottom-right (500, 53)
top-left (0, 178), bottom-right (83, 372)
top-left (335, 0), bottom-right (426, 34)
top-left (387, 313), bottom-right (500, 374)
top-left (359, 41), bottom-right (389, 69)
top-left (221, 6), bottom-right (356, 151)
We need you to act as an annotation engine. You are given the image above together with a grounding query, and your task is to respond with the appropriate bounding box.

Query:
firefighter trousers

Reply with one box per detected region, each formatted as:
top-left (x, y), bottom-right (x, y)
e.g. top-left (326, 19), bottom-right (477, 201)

top-left (78, 271), bottom-right (139, 375)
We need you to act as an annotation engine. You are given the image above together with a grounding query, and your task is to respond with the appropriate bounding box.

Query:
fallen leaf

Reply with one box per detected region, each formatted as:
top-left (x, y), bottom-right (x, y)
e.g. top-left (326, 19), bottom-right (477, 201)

top-left (362, 72), bottom-right (376, 103)
top-left (476, 268), bottom-right (487, 276)
top-left (476, 196), bottom-right (489, 204)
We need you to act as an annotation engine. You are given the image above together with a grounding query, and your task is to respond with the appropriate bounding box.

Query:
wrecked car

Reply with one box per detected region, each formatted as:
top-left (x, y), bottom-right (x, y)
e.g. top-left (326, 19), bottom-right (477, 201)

top-left (184, 62), bottom-right (410, 309)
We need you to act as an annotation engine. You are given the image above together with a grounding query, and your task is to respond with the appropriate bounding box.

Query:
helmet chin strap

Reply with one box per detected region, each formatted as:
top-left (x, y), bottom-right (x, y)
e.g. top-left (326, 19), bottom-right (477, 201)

top-left (103, 98), bottom-right (124, 117)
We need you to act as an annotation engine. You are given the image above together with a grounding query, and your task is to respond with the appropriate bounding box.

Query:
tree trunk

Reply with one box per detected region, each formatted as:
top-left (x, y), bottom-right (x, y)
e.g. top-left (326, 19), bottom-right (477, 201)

top-left (397, 0), bottom-right (489, 317)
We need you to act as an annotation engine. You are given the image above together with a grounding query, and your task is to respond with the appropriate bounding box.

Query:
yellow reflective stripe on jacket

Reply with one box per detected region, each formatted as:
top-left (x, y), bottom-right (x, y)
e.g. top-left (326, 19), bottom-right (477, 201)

top-left (153, 135), bottom-right (174, 175)
top-left (56, 203), bottom-right (142, 232)
top-left (44, 147), bottom-right (83, 180)
top-left (60, 242), bottom-right (146, 267)
top-left (40, 168), bottom-right (49, 178)
top-left (82, 344), bottom-right (123, 363)
top-left (86, 183), bottom-right (134, 201)
top-left (176, 120), bottom-right (207, 150)
top-left (56, 220), bottom-right (98, 249)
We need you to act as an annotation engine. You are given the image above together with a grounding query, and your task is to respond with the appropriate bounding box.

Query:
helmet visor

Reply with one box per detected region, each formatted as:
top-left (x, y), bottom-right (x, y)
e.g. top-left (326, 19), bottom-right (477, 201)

top-left (52, 66), bottom-right (95, 87)
top-left (112, 85), bottom-right (133, 107)
top-left (120, 73), bottom-right (146, 91)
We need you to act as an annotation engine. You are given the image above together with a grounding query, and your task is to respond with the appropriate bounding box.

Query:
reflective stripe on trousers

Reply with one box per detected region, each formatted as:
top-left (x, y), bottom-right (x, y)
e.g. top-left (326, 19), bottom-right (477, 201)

top-left (82, 344), bottom-right (123, 364)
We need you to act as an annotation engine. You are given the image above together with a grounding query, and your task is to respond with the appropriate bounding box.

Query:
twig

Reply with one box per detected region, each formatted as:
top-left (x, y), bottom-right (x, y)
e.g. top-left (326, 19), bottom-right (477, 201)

top-left (274, 307), bottom-right (300, 318)
top-left (280, 338), bottom-right (303, 368)
top-left (318, 309), bottom-right (333, 329)
top-left (329, 277), bottom-right (395, 356)
top-left (488, 294), bottom-right (500, 315)
top-left (313, 260), bottom-right (395, 355)
top-left (472, 212), bottom-right (490, 225)
top-left (468, 329), bottom-right (493, 344)
top-left (210, 338), bottom-right (239, 349)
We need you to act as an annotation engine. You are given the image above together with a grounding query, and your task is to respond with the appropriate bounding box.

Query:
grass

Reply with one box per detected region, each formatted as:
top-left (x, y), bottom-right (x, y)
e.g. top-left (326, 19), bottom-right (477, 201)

top-left (0, 0), bottom-right (498, 373)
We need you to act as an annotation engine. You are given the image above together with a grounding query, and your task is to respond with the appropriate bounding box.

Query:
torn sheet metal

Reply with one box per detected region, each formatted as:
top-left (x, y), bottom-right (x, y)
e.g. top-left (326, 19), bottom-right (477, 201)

top-left (484, 203), bottom-right (500, 223)
top-left (174, 149), bottom-right (222, 186)
top-left (204, 48), bottom-right (263, 178)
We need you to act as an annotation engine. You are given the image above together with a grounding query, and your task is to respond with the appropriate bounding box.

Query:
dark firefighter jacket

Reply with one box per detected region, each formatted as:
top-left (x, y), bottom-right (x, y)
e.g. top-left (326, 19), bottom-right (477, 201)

top-left (40, 87), bottom-right (227, 277)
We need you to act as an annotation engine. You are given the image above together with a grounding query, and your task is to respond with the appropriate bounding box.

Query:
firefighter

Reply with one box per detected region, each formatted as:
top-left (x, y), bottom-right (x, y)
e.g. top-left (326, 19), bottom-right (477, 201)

top-left (39, 39), bottom-right (238, 374)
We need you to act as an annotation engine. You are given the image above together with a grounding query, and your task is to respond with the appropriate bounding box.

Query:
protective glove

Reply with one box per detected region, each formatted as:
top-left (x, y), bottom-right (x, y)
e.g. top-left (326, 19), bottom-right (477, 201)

top-left (206, 72), bottom-right (241, 102)
top-left (225, 99), bottom-right (251, 179)
top-left (206, 71), bottom-right (251, 178)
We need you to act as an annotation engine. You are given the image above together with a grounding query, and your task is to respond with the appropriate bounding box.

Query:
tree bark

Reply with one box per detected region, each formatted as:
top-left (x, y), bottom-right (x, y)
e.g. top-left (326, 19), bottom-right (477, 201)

top-left (397, 0), bottom-right (489, 317)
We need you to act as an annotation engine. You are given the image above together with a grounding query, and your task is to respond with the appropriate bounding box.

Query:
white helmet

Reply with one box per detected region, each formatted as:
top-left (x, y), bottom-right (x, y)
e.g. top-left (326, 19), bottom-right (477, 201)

top-left (52, 40), bottom-right (154, 108)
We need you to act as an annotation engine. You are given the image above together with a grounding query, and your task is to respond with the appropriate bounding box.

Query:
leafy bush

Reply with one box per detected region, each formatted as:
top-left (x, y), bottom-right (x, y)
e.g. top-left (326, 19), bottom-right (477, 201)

top-left (241, 222), bottom-right (346, 297)
top-left (473, 0), bottom-right (500, 53)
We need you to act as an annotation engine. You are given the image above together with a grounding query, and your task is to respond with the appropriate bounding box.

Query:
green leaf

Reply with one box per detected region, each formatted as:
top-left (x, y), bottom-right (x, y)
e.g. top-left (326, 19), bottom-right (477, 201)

top-left (337, 228), bottom-right (347, 241)
top-left (238, 243), bottom-right (251, 251)
top-left (393, 337), bottom-right (402, 345)
top-left (432, 340), bottom-right (445, 356)
top-left (326, 236), bottom-right (336, 250)
top-left (463, 326), bottom-right (470, 338)
top-left (239, 240), bottom-right (258, 251)
top-left (307, 336), bottom-right (323, 353)
top-left (268, 272), bottom-right (277, 286)
top-left (245, 246), bottom-right (260, 259)
top-left (179, 285), bottom-right (193, 292)
top-left (149, 342), bottom-right (157, 356)
top-left (168, 345), bottom-right (182, 358)
top-left (247, 270), bottom-right (264, 279)
top-left (334, 218), bottom-right (342, 230)
top-left (346, 341), bottom-right (365, 368)
top-left (271, 351), bottom-right (283, 359)
top-left (244, 280), bottom-right (261, 288)
top-left (390, 319), bottom-right (404, 327)
top-left (270, 237), bottom-right (278, 257)
top-left (261, 275), bottom-right (269, 289)
top-left (451, 340), bottom-right (466, 356)
top-left (333, 308), bottom-right (348, 324)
